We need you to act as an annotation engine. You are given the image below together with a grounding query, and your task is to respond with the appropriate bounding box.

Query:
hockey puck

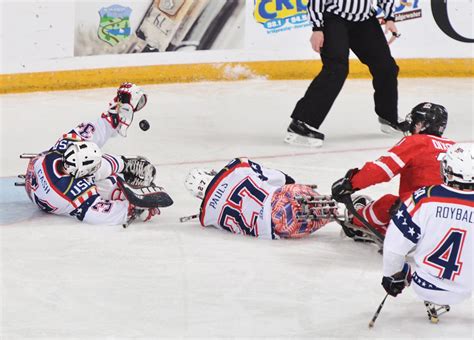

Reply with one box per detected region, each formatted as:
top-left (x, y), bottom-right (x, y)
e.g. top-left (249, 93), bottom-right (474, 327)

top-left (139, 119), bottom-right (150, 131)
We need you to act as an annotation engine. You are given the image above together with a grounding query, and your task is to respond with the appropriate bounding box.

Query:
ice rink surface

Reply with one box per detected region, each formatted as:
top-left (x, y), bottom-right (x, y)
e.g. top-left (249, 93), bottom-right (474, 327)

top-left (1, 78), bottom-right (473, 339)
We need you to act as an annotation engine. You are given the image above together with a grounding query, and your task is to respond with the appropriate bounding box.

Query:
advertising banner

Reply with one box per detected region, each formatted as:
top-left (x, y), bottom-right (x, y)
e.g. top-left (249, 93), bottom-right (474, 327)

top-left (74, 0), bottom-right (245, 56)
top-left (245, 0), bottom-right (472, 58)
top-left (0, 0), bottom-right (472, 76)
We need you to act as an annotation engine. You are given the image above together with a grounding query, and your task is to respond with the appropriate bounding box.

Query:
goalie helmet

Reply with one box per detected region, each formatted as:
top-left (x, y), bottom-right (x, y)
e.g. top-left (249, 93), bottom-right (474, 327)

top-left (184, 168), bottom-right (217, 200)
top-left (271, 184), bottom-right (335, 238)
top-left (441, 143), bottom-right (474, 190)
top-left (63, 141), bottom-right (102, 178)
top-left (405, 102), bottom-right (448, 137)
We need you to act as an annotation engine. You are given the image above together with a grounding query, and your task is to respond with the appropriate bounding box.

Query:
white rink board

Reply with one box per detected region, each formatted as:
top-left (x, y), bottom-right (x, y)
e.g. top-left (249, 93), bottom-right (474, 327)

top-left (0, 0), bottom-right (472, 74)
top-left (0, 78), bottom-right (473, 338)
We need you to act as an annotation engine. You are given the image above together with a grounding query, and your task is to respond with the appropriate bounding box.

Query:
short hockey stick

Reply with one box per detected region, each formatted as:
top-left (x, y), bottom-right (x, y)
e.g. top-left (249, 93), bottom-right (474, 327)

top-left (369, 293), bottom-right (389, 328)
top-left (122, 215), bottom-right (137, 228)
top-left (339, 195), bottom-right (385, 244)
top-left (19, 153), bottom-right (38, 159)
top-left (179, 214), bottom-right (199, 223)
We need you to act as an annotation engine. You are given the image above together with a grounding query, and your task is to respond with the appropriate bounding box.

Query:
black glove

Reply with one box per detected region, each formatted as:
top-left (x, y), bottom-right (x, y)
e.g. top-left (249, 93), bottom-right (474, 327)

top-left (382, 263), bottom-right (412, 297)
top-left (389, 198), bottom-right (402, 217)
top-left (331, 168), bottom-right (359, 202)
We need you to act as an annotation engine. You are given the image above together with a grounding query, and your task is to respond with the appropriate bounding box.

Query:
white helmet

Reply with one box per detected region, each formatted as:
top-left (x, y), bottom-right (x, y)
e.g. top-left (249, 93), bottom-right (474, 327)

top-left (184, 168), bottom-right (217, 200)
top-left (63, 141), bottom-right (102, 178)
top-left (441, 143), bottom-right (474, 190)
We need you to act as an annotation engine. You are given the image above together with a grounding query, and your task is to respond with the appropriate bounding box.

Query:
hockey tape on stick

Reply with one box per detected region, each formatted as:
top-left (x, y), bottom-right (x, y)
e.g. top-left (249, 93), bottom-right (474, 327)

top-left (340, 195), bottom-right (385, 244)
top-left (369, 293), bottom-right (389, 328)
top-left (19, 153), bottom-right (38, 159)
top-left (179, 214), bottom-right (199, 223)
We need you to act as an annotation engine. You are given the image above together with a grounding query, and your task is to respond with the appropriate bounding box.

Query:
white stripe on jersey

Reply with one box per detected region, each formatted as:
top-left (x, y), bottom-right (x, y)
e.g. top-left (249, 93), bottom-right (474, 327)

top-left (388, 152), bottom-right (405, 168)
top-left (374, 160), bottom-right (394, 178)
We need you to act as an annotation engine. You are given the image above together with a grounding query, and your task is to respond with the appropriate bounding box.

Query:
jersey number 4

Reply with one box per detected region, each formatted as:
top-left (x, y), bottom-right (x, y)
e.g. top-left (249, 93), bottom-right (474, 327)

top-left (219, 177), bottom-right (268, 237)
top-left (423, 228), bottom-right (467, 281)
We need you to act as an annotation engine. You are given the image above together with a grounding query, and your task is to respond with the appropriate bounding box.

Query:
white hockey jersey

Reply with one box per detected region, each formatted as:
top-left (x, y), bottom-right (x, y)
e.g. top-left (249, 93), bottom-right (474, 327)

top-left (384, 185), bottom-right (473, 305)
top-left (24, 116), bottom-right (130, 225)
top-left (199, 158), bottom-right (291, 239)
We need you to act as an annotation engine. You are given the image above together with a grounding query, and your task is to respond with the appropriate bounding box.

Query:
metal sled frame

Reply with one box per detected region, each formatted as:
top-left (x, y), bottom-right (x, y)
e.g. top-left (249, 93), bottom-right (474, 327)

top-left (424, 301), bottom-right (451, 323)
top-left (14, 153), bottom-right (38, 186)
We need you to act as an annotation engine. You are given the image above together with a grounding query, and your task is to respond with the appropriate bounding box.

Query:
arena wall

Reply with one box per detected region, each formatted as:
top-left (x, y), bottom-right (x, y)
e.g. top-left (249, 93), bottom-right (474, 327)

top-left (0, 0), bottom-right (472, 93)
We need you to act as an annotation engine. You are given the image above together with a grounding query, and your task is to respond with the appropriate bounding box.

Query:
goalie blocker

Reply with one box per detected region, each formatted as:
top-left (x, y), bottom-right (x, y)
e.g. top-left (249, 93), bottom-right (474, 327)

top-left (117, 176), bottom-right (173, 209)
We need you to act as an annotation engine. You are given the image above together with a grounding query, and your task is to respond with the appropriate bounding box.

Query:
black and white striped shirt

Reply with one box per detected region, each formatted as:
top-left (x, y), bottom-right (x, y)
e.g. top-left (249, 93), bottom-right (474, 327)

top-left (308, 0), bottom-right (395, 31)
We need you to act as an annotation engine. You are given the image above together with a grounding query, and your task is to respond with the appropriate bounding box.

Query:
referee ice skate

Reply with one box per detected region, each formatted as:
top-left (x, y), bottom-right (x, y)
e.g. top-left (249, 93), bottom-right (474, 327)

top-left (286, 0), bottom-right (408, 147)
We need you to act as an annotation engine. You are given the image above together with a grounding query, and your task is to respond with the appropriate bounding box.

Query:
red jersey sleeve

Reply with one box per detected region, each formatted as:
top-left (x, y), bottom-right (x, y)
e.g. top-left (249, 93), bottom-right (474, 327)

top-left (351, 136), bottom-right (420, 190)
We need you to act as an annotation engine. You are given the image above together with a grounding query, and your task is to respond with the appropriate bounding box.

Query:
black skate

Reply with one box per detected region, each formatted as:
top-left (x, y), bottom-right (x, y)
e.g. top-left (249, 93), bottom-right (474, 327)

top-left (284, 119), bottom-right (325, 147)
top-left (379, 117), bottom-right (410, 135)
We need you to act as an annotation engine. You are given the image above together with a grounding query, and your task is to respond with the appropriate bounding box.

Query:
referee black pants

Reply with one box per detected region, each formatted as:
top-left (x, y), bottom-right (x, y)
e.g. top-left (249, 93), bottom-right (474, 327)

top-left (291, 13), bottom-right (399, 129)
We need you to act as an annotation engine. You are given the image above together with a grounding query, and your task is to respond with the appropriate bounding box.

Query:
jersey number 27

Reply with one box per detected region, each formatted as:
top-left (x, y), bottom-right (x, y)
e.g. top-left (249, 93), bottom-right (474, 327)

top-left (219, 177), bottom-right (268, 237)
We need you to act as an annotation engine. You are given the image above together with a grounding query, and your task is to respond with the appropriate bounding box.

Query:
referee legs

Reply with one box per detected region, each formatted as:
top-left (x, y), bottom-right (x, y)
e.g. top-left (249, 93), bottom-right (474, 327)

top-left (349, 16), bottom-right (400, 125)
top-left (291, 14), bottom-right (350, 129)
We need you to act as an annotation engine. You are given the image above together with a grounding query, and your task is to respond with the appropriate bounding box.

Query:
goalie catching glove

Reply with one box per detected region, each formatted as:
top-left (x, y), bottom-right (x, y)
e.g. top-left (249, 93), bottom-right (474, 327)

top-left (122, 156), bottom-right (156, 187)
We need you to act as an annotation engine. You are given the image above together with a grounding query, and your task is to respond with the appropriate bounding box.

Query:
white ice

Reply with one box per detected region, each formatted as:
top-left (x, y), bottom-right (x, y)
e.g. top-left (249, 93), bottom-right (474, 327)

top-left (1, 79), bottom-right (473, 339)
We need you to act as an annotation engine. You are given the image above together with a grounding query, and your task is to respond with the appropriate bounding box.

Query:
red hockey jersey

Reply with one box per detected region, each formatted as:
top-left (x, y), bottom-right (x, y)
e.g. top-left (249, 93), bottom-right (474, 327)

top-left (351, 134), bottom-right (455, 200)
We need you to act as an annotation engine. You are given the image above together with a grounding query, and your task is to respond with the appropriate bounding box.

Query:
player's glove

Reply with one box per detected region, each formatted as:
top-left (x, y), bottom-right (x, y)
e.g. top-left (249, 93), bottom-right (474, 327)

top-left (382, 263), bottom-right (412, 297)
top-left (331, 168), bottom-right (359, 202)
top-left (121, 156), bottom-right (156, 187)
top-left (127, 205), bottom-right (160, 223)
top-left (106, 102), bottom-right (135, 137)
top-left (115, 83), bottom-right (147, 112)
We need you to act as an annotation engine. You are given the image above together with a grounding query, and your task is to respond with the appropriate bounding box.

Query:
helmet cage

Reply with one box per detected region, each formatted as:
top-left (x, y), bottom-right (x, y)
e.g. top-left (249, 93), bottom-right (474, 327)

top-left (63, 142), bottom-right (102, 178)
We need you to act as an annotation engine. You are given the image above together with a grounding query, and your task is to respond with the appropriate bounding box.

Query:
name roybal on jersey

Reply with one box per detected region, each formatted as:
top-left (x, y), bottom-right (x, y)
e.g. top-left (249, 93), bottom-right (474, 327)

top-left (98, 5), bottom-right (132, 46)
top-left (254, 0), bottom-right (310, 33)
top-left (436, 206), bottom-right (473, 223)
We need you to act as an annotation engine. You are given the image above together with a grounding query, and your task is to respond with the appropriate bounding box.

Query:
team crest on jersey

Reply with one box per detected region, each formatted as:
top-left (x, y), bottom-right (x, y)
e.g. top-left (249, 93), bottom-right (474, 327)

top-left (254, 0), bottom-right (310, 33)
top-left (98, 5), bottom-right (132, 46)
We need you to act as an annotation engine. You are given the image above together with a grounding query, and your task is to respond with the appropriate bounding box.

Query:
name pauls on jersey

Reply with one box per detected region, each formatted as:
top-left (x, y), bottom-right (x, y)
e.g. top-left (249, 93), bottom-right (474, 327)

top-left (37, 168), bottom-right (51, 194)
top-left (435, 206), bottom-right (473, 223)
top-left (209, 183), bottom-right (228, 209)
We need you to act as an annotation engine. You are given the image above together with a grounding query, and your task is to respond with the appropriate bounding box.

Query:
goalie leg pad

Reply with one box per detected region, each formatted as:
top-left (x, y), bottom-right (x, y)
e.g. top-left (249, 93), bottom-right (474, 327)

top-left (118, 176), bottom-right (173, 208)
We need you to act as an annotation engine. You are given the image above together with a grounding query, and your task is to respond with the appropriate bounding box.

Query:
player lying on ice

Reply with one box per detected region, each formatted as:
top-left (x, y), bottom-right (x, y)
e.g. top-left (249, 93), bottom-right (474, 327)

top-left (184, 157), bottom-right (338, 239)
top-left (380, 143), bottom-right (473, 323)
top-left (331, 102), bottom-right (455, 243)
top-left (20, 83), bottom-right (173, 227)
